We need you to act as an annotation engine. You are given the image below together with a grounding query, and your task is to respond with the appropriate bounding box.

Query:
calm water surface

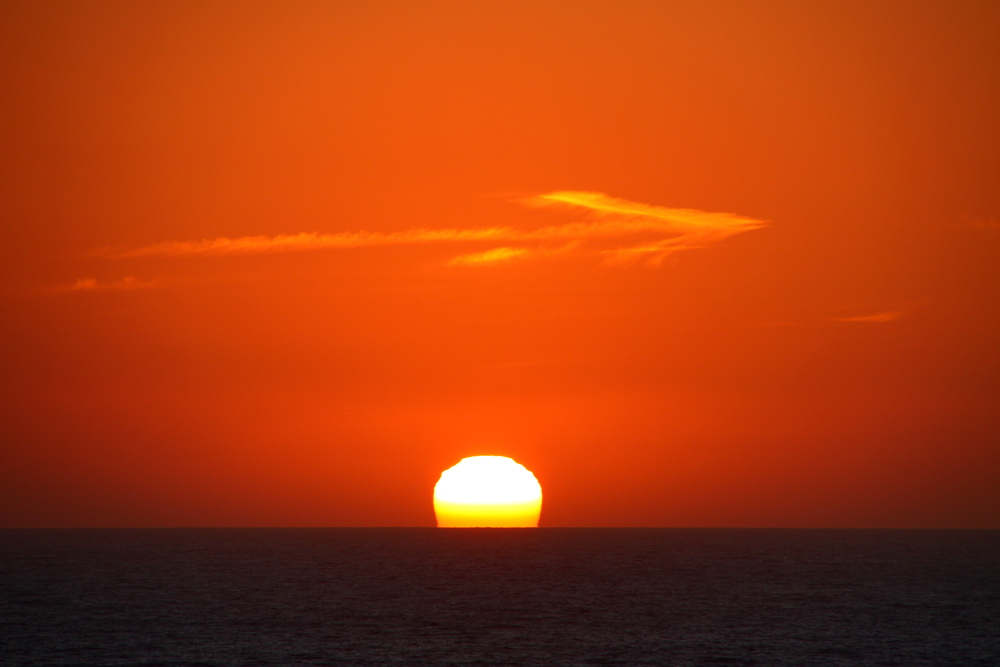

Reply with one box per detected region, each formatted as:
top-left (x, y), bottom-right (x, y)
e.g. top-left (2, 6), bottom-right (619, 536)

top-left (2, 528), bottom-right (998, 666)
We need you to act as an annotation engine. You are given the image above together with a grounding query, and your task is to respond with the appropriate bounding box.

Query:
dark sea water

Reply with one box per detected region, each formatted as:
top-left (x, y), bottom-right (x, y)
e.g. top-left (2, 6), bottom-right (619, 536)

top-left (1, 529), bottom-right (998, 666)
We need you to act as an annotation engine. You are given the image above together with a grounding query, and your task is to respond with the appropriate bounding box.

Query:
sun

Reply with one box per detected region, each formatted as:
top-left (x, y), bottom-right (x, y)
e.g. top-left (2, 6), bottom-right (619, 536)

top-left (433, 456), bottom-right (543, 527)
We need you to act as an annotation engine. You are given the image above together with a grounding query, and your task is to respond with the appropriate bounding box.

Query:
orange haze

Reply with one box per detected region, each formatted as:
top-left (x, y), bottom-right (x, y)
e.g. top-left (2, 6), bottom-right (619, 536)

top-left (1, 1), bottom-right (998, 527)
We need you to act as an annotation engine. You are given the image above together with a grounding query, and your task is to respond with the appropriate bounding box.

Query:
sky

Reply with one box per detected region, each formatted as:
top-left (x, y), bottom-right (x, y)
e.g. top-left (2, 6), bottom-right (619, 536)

top-left (1, 0), bottom-right (998, 528)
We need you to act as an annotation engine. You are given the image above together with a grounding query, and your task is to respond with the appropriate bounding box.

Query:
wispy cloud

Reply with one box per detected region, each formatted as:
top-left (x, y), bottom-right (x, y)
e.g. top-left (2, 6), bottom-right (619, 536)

top-left (448, 247), bottom-right (532, 266)
top-left (99, 191), bottom-right (766, 267)
top-left (524, 191), bottom-right (766, 264)
top-left (50, 277), bottom-right (158, 293)
top-left (828, 310), bottom-right (904, 323)
top-left (750, 321), bottom-right (807, 328)
top-left (447, 242), bottom-right (582, 267)
top-left (968, 217), bottom-right (1000, 236)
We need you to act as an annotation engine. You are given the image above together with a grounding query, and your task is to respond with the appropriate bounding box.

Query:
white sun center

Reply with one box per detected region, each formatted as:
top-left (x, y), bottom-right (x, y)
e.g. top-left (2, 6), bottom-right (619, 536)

top-left (433, 456), bottom-right (542, 527)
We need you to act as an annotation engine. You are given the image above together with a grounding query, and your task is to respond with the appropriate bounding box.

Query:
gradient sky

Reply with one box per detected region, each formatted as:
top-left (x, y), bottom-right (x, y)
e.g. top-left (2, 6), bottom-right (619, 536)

top-left (1, 0), bottom-right (998, 527)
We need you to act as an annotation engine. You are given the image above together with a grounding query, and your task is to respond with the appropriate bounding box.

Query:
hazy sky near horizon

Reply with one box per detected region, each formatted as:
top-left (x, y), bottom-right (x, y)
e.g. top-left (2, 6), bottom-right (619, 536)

top-left (1, 0), bottom-right (998, 527)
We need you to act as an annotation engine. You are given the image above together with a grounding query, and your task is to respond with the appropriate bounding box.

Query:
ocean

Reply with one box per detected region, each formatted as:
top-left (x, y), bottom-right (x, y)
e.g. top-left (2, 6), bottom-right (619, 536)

top-left (2, 528), bottom-right (998, 666)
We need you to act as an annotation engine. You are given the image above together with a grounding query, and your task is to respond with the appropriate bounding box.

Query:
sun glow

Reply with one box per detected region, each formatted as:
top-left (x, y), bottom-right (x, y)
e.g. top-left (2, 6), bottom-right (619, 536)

top-left (433, 456), bottom-right (543, 527)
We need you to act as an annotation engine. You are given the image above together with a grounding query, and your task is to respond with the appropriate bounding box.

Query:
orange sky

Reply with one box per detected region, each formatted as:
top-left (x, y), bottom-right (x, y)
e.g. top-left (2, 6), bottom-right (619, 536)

top-left (1, 1), bottom-right (998, 528)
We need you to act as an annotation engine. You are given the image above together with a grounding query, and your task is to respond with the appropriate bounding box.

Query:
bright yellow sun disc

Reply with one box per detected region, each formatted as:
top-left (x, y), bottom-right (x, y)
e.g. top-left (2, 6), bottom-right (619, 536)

top-left (433, 456), bottom-right (542, 527)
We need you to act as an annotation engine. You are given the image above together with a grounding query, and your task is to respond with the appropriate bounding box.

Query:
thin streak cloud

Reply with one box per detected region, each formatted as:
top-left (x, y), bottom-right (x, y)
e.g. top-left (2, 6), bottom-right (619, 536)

top-left (968, 217), bottom-right (1000, 236)
top-left (828, 311), bottom-right (904, 323)
top-left (49, 277), bottom-right (158, 293)
top-left (102, 229), bottom-right (512, 258)
top-left (100, 192), bottom-right (766, 266)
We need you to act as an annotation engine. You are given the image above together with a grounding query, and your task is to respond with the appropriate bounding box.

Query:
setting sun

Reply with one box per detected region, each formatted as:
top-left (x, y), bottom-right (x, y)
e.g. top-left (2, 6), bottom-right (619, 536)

top-left (433, 456), bottom-right (542, 527)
